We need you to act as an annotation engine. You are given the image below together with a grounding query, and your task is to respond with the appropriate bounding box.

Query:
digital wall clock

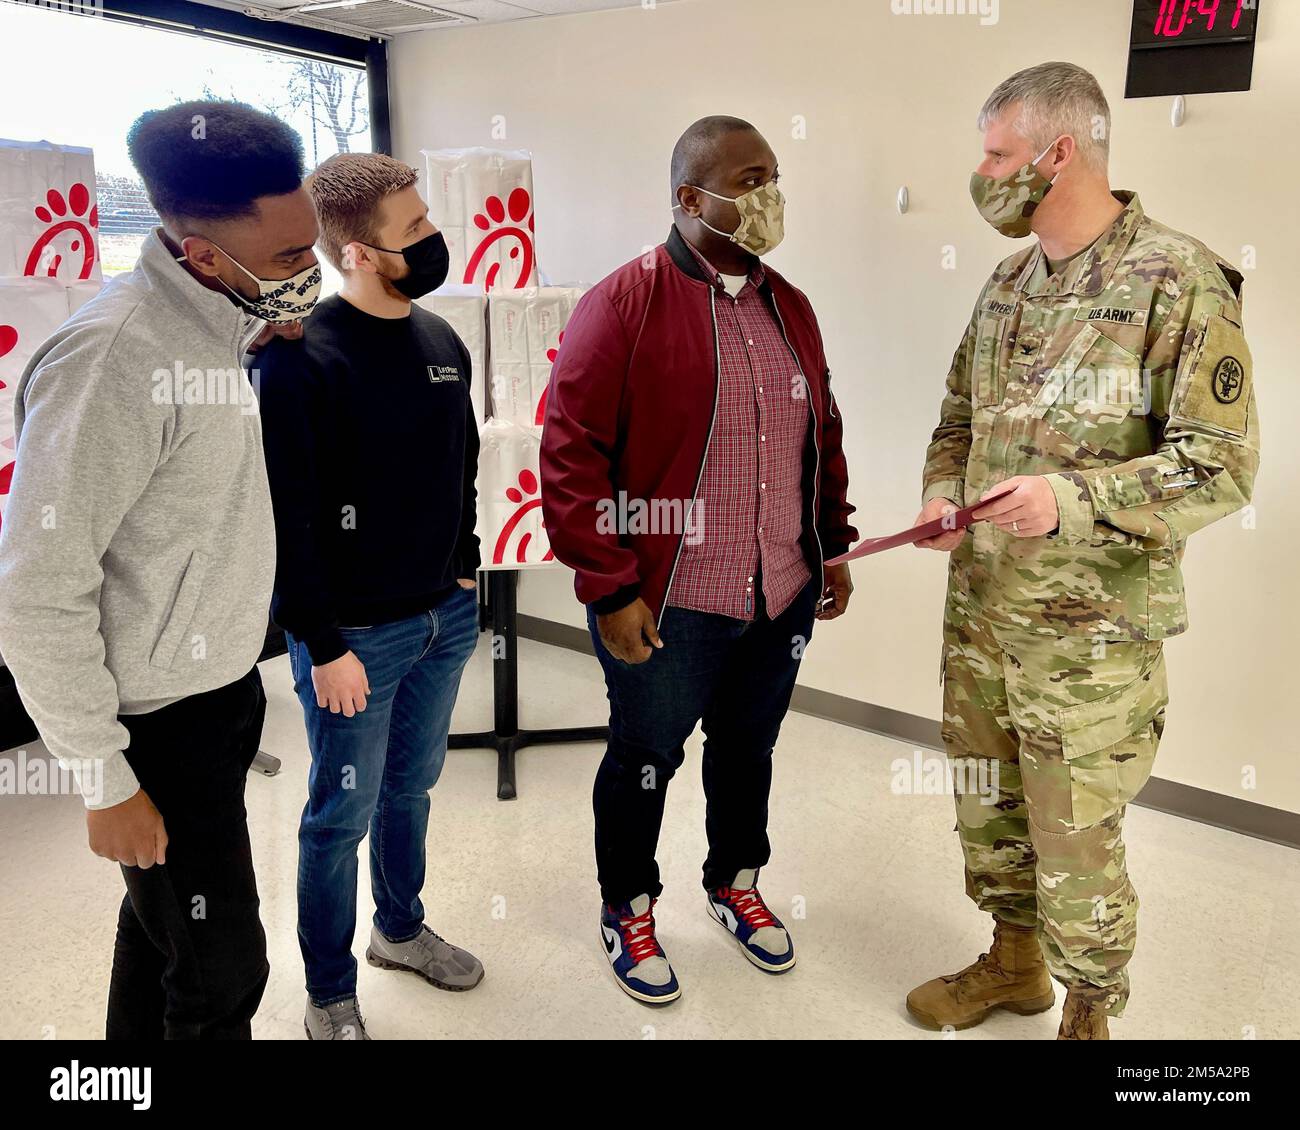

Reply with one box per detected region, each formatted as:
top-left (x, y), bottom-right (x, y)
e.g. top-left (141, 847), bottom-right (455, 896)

top-left (1126, 0), bottom-right (1260, 97)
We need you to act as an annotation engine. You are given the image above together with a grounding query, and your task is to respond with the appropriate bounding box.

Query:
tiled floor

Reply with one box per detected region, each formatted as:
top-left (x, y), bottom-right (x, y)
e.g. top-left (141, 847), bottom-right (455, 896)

top-left (2, 635), bottom-right (1297, 1040)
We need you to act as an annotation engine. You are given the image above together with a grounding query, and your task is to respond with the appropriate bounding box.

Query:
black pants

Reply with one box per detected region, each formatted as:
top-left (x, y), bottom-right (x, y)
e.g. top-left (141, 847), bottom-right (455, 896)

top-left (587, 578), bottom-right (818, 905)
top-left (106, 668), bottom-right (269, 1040)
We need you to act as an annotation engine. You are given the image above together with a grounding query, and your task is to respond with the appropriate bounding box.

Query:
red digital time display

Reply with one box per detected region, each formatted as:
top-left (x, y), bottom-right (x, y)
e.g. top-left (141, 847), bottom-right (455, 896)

top-left (1150, 0), bottom-right (1250, 40)
top-left (1127, 0), bottom-right (1259, 97)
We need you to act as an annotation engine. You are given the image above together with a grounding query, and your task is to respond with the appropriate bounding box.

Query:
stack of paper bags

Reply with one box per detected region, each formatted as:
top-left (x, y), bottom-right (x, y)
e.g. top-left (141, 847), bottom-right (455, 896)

top-left (487, 285), bottom-right (586, 427)
top-left (66, 279), bottom-right (103, 314)
top-left (422, 147), bottom-right (537, 293)
top-left (474, 418), bottom-right (552, 570)
top-left (0, 276), bottom-right (93, 531)
top-left (0, 138), bottom-right (100, 282)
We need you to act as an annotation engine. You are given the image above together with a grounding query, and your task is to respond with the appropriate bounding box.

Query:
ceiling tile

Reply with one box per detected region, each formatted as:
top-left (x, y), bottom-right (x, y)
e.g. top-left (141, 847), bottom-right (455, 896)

top-left (194, 0), bottom-right (682, 33)
top-left (413, 0), bottom-right (541, 22)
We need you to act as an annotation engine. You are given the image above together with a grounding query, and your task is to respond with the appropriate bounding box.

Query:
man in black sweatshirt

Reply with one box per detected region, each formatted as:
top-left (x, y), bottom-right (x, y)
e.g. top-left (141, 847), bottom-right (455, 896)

top-left (256, 153), bottom-right (483, 1041)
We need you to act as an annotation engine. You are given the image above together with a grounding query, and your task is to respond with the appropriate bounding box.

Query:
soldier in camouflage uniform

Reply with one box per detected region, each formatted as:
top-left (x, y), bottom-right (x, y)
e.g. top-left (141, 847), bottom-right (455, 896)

top-left (907, 63), bottom-right (1260, 1039)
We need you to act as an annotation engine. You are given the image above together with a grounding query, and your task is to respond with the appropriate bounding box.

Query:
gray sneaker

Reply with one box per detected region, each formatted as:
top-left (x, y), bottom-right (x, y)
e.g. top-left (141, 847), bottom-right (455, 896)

top-left (305, 995), bottom-right (371, 1040)
top-left (366, 924), bottom-right (484, 991)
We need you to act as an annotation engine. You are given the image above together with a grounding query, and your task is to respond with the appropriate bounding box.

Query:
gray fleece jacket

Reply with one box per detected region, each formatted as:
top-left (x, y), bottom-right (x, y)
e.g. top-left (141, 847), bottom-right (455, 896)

top-left (0, 229), bottom-right (275, 808)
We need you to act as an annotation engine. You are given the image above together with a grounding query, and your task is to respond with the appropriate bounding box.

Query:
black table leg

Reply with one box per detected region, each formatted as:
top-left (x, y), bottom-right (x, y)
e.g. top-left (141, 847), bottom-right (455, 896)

top-left (449, 570), bottom-right (608, 800)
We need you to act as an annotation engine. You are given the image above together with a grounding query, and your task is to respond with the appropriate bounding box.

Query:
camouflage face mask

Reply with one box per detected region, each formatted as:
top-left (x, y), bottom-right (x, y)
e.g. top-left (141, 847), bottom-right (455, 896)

top-left (969, 140), bottom-right (1059, 238)
top-left (680, 181), bottom-right (786, 257)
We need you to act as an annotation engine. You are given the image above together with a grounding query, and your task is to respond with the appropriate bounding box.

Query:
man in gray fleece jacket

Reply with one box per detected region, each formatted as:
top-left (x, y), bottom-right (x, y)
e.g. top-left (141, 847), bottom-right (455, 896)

top-left (0, 101), bottom-right (319, 1039)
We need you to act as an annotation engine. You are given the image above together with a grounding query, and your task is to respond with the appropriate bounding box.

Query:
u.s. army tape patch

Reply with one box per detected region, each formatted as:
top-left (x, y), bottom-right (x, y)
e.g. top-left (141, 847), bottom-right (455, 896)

top-left (1074, 305), bottom-right (1148, 327)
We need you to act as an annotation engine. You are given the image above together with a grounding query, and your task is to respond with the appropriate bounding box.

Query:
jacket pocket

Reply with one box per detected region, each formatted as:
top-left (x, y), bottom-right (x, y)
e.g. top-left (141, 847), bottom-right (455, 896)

top-left (1173, 313), bottom-right (1252, 439)
top-left (1031, 324), bottom-right (1143, 457)
top-left (149, 550), bottom-right (207, 671)
top-left (1058, 647), bottom-right (1168, 828)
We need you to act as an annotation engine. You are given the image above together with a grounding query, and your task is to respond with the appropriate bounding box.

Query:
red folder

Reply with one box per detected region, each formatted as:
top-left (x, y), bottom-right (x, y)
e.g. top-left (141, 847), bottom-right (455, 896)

top-left (825, 485), bottom-right (1016, 567)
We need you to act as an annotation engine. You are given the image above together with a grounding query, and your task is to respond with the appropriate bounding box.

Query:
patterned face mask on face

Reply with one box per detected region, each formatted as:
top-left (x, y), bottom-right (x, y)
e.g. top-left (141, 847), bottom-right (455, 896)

top-left (676, 181), bottom-right (786, 257)
top-left (179, 243), bottom-right (322, 323)
top-left (969, 139), bottom-right (1060, 238)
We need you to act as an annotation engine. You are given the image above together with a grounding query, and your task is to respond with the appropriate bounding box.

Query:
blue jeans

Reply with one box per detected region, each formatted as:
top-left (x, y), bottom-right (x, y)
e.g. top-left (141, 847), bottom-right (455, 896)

top-left (288, 585), bottom-right (479, 1005)
top-left (587, 578), bottom-right (818, 905)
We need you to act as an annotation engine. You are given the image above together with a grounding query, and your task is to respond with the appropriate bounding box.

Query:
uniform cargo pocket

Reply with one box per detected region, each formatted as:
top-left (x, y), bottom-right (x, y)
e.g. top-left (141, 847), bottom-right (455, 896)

top-left (1032, 324), bottom-right (1144, 457)
top-left (149, 550), bottom-right (207, 671)
top-left (1173, 313), bottom-right (1253, 439)
top-left (1058, 648), bottom-right (1168, 828)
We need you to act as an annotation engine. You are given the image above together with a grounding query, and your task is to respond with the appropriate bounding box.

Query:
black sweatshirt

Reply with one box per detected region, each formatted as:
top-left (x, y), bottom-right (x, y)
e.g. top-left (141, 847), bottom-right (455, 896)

top-left (256, 294), bottom-right (480, 666)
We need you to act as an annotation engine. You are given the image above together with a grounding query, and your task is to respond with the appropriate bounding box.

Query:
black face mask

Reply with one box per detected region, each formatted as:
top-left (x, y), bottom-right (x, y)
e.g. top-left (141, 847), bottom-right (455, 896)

top-left (364, 230), bottom-right (450, 299)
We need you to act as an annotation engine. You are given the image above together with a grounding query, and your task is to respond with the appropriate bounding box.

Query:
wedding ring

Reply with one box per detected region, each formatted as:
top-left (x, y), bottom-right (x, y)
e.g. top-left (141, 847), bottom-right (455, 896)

top-left (1012, 520), bottom-right (1020, 532)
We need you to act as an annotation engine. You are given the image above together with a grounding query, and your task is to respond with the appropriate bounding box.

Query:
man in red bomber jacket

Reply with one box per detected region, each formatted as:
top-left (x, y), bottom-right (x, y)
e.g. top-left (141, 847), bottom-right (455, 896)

top-left (540, 116), bottom-right (857, 1005)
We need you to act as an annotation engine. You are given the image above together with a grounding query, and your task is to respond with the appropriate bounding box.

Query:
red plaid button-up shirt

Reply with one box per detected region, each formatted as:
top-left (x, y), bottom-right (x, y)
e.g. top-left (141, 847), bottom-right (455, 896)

top-left (666, 242), bottom-right (812, 621)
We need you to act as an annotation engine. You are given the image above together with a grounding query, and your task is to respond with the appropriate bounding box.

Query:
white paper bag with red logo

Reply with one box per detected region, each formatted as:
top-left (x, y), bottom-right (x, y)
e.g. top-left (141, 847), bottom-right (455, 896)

top-left (415, 284), bottom-right (487, 422)
top-left (423, 148), bottom-right (537, 293)
top-left (487, 286), bottom-right (586, 427)
top-left (0, 276), bottom-right (75, 531)
top-left (0, 139), bottom-right (100, 282)
top-left (66, 279), bottom-right (103, 315)
top-left (474, 418), bottom-right (553, 570)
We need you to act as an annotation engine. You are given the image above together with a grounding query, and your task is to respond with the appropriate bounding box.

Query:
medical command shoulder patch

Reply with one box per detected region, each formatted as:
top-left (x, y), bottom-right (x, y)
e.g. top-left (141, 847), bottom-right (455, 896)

top-left (1212, 356), bottom-right (1245, 404)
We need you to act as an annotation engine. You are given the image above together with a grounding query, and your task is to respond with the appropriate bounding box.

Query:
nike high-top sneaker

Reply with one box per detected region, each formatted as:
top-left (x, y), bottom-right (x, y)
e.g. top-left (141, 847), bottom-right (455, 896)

top-left (600, 894), bottom-right (681, 1004)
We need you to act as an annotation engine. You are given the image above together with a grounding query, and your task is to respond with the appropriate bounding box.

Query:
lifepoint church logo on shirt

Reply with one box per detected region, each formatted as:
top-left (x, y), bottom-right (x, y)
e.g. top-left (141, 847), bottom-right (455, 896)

top-left (50, 1061), bottom-right (151, 1111)
top-left (428, 364), bottom-right (461, 384)
top-left (891, 0), bottom-right (999, 26)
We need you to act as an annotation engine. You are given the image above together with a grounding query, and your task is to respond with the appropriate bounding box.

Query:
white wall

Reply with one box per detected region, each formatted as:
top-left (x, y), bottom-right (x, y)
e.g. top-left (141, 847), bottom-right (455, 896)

top-left (391, 0), bottom-right (1299, 813)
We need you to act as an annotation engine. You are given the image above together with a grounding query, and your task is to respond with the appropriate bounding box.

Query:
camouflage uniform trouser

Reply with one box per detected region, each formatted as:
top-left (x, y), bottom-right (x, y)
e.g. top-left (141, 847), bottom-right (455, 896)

top-left (941, 583), bottom-right (1168, 1016)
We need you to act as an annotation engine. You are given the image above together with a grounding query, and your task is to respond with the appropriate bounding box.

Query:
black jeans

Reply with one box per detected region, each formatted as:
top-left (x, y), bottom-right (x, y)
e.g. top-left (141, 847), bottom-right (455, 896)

top-left (106, 668), bottom-right (268, 1040)
top-left (588, 578), bottom-right (818, 905)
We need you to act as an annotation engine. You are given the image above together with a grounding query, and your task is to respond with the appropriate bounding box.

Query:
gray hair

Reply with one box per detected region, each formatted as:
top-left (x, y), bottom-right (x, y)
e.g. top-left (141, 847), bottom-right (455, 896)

top-left (978, 62), bottom-right (1111, 172)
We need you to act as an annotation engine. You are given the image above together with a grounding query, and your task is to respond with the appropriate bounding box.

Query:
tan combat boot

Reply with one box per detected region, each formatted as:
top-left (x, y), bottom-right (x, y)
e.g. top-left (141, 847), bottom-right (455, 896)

top-left (906, 919), bottom-right (1055, 1030)
top-left (1057, 989), bottom-right (1110, 1039)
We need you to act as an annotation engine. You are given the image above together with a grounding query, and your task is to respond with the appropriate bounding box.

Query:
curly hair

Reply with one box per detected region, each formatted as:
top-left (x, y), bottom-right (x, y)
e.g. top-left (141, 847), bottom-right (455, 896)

top-left (127, 100), bottom-right (305, 224)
